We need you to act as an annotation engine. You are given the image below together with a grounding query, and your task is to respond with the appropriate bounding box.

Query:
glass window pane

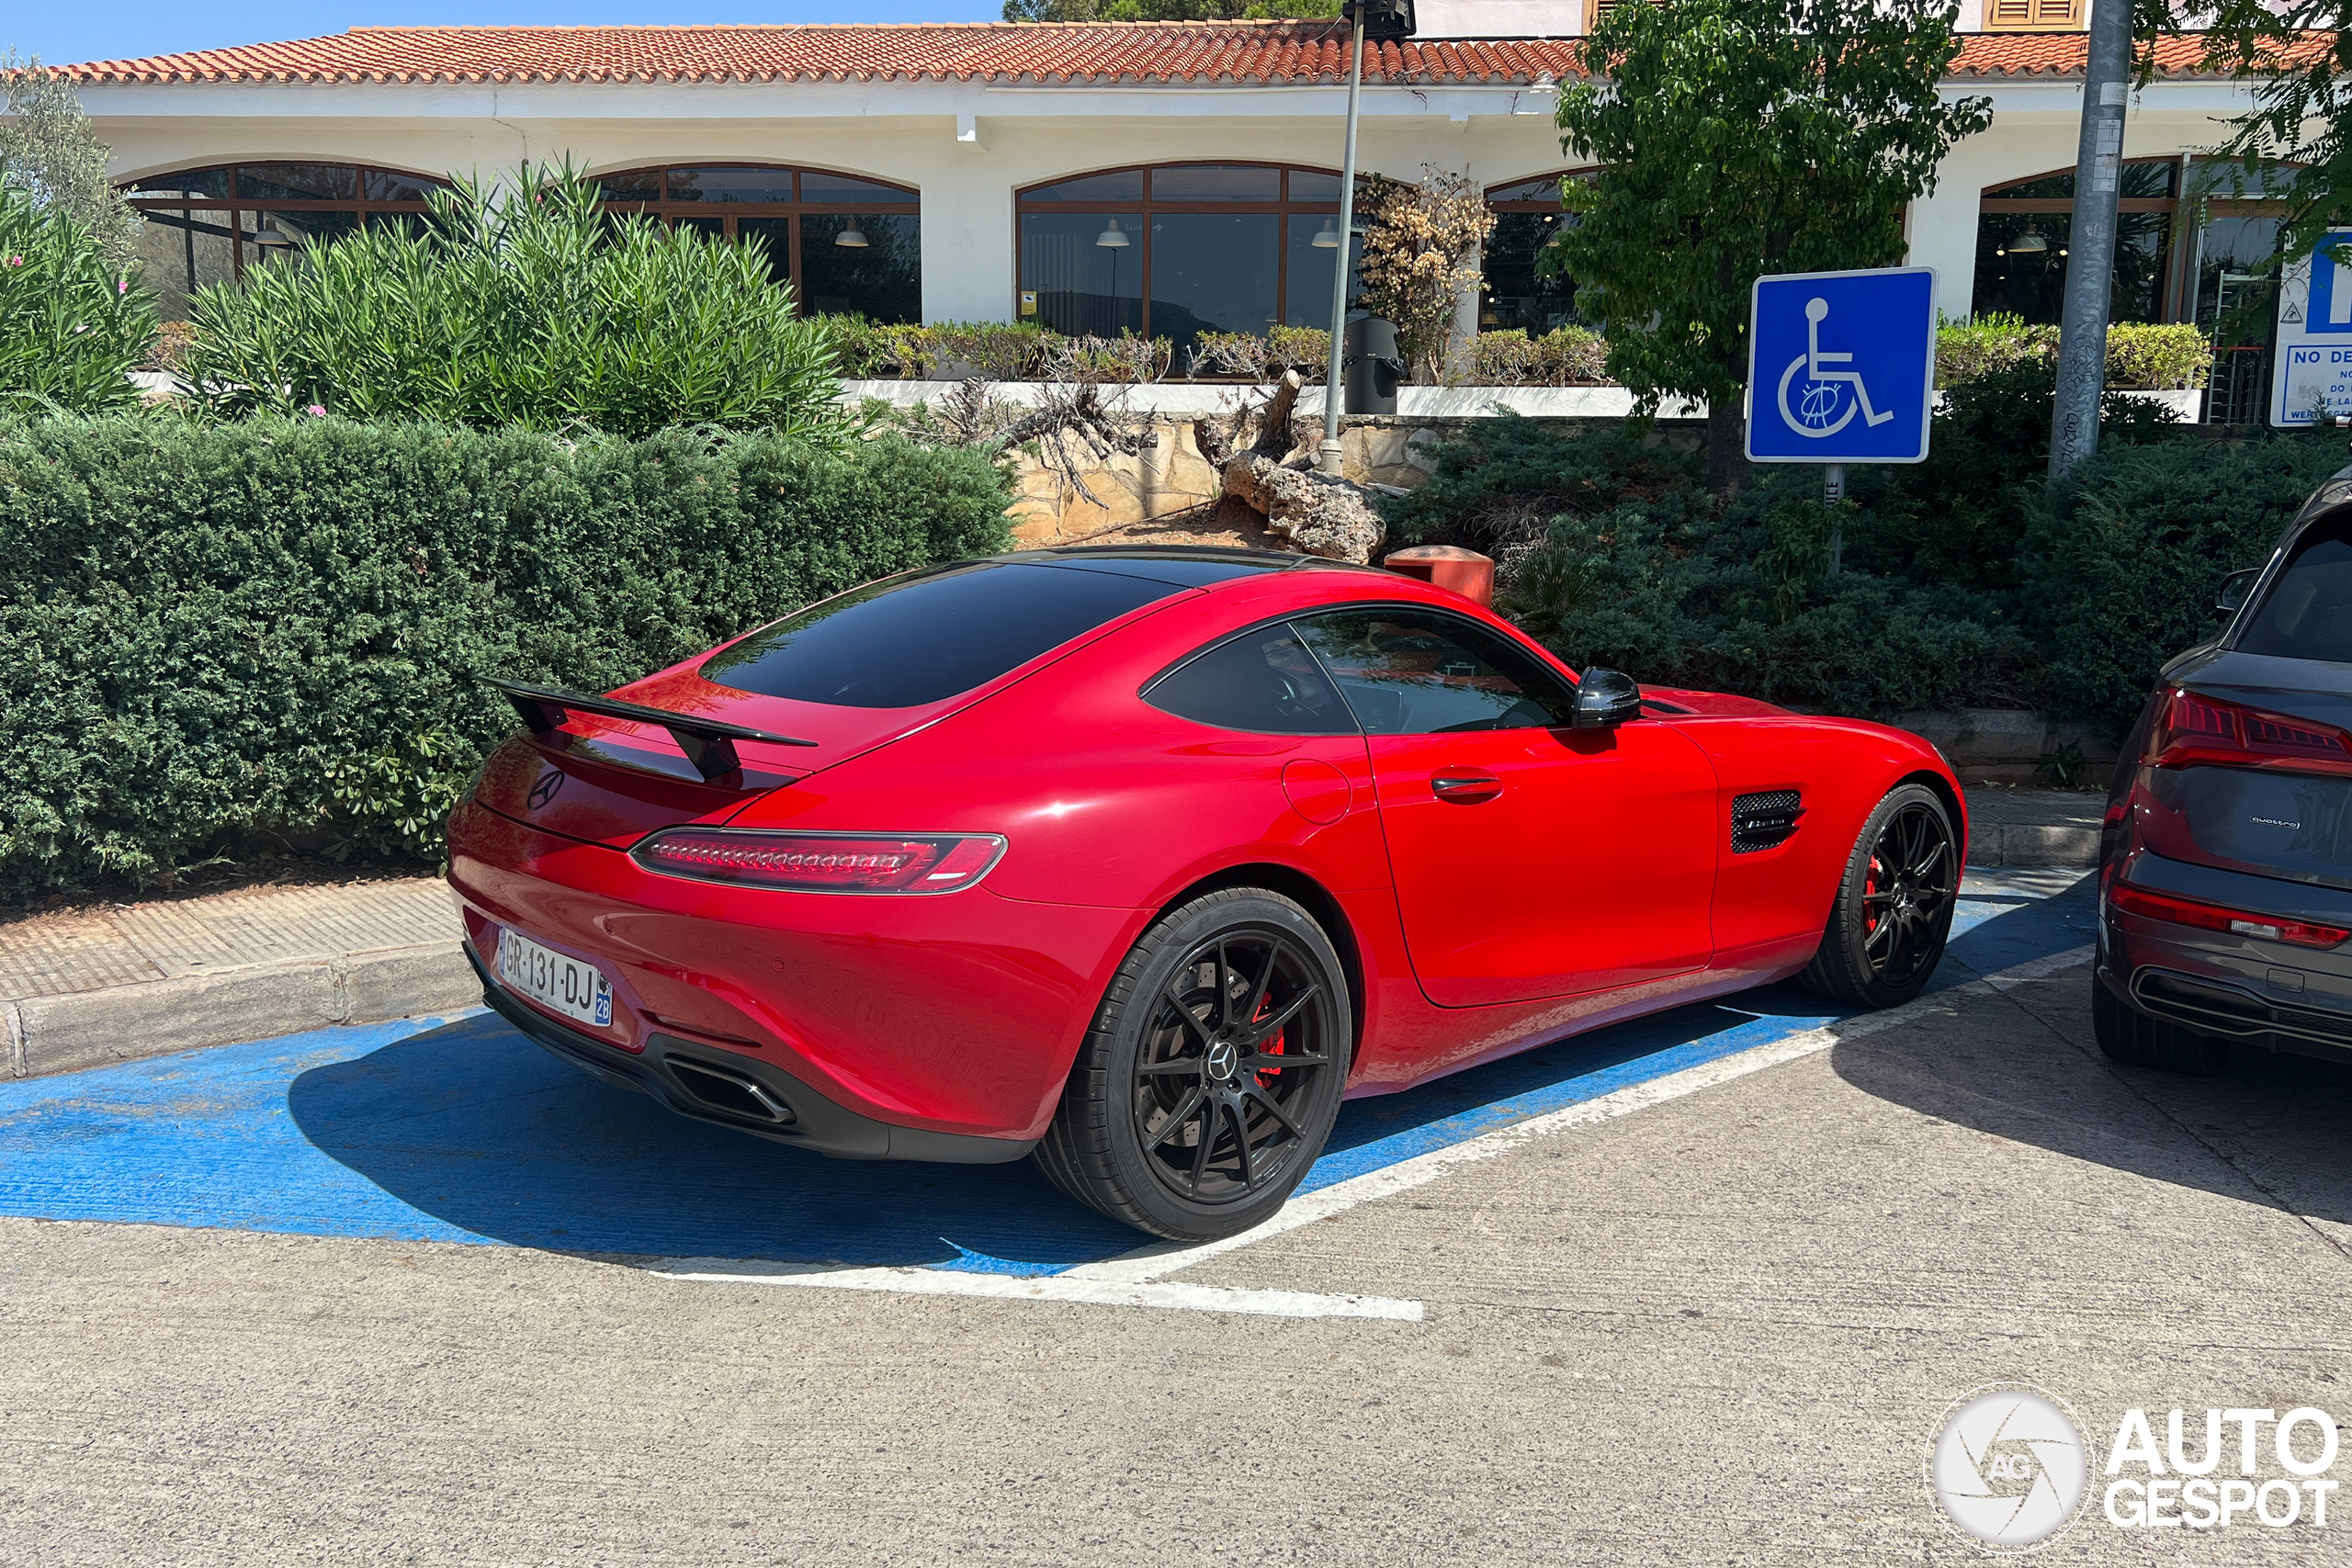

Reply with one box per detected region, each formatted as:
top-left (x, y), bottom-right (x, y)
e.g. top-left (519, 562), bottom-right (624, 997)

top-left (800, 212), bottom-right (921, 322)
top-left (1487, 175), bottom-right (1567, 206)
top-left (737, 216), bottom-right (794, 290)
top-left (673, 215), bottom-right (729, 242)
top-left (593, 169), bottom-right (662, 203)
top-left (1972, 210), bottom-right (2170, 326)
top-left (128, 166), bottom-right (232, 201)
top-left (1150, 212), bottom-right (1277, 351)
top-left (130, 208), bottom-right (236, 321)
top-left (1020, 211), bottom-right (1143, 337)
top-left (668, 166), bottom-right (795, 204)
top-left (1294, 609), bottom-right (1577, 734)
top-left (2195, 215), bottom-right (2282, 344)
top-left (703, 562), bottom-right (1179, 709)
top-left (1478, 210), bottom-right (1589, 333)
top-left (799, 170), bottom-right (913, 203)
top-left (1146, 626), bottom-right (1355, 735)
top-left (236, 164), bottom-right (357, 201)
top-left (1286, 169), bottom-right (1343, 202)
top-left (1995, 171), bottom-right (2075, 201)
top-left (2123, 161), bottom-right (2178, 198)
top-left (2238, 515), bottom-right (2352, 663)
top-left (1025, 169), bottom-right (1145, 203)
top-left (1150, 164), bottom-right (1281, 203)
top-left (363, 168), bottom-right (447, 203)
top-left (245, 209), bottom-right (360, 269)
top-left (1284, 213), bottom-right (1363, 328)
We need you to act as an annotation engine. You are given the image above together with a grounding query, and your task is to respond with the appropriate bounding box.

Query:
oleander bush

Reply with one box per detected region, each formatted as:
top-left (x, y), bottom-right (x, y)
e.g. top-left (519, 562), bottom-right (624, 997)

top-left (179, 163), bottom-right (854, 443)
top-left (0, 414), bottom-right (1014, 894)
top-left (0, 180), bottom-right (154, 416)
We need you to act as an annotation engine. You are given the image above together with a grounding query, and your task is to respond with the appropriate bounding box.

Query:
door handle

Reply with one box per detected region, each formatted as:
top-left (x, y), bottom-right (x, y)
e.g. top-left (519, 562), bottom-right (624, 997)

top-left (1431, 772), bottom-right (1503, 805)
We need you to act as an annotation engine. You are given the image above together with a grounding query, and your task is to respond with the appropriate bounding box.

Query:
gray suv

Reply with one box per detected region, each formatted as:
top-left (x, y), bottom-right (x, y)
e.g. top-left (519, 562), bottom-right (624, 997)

top-left (2095, 469), bottom-right (2352, 1072)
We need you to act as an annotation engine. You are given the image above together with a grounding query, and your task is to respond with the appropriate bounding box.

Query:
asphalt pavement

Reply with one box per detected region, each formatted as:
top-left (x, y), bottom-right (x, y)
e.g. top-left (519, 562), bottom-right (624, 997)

top-left (2, 872), bottom-right (2346, 1564)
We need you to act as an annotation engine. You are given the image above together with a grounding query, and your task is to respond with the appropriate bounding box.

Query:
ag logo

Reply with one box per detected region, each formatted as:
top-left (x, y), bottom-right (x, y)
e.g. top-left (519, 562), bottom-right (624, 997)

top-left (527, 768), bottom-right (565, 809)
top-left (1927, 1382), bottom-right (2092, 1552)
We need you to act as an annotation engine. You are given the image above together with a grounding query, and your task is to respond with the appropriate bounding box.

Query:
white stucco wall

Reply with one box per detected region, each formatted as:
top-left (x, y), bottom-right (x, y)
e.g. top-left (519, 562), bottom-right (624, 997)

top-left (74, 70), bottom-right (2258, 330)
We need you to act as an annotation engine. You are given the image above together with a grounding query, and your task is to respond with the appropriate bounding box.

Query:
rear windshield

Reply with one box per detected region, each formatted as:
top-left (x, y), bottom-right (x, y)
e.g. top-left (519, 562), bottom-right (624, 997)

top-left (2239, 516), bottom-right (2352, 664)
top-left (701, 562), bottom-right (1182, 708)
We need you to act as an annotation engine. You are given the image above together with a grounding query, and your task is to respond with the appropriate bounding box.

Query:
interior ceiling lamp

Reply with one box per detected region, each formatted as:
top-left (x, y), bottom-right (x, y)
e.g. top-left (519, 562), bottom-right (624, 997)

top-left (254, 222), bottom-right (298, 250)
top-left (834, 223), bottom-right (869, 249)
top-left (1312, 218), bottom-right (1340, 249)
top-left (1345, 0), bottom-right (1418, 41)
top-left (2009, 231), bottom-right (2049, 254)
top-left (1096, 217), bottom-right (1130, 248)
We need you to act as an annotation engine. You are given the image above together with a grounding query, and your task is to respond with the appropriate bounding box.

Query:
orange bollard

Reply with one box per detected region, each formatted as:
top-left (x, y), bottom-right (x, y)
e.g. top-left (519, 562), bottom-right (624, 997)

top-left (1381, 545), bottom-right (1495, 606)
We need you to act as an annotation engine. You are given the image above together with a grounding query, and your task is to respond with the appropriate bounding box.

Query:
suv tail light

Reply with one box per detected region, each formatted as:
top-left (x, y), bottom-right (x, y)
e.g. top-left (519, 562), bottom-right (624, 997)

top-left (2108, 882), bottom-right (2349, 950)
top-left (632, 830), bottom-right (1006, 894)
top-left (2143, 689), bottom-right (2352, 778)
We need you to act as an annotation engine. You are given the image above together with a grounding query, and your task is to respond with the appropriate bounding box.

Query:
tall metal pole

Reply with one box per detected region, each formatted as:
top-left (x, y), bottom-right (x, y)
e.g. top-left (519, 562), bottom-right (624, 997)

top-left (2048, 0), bottom-right (2133, 479)
top-left (1317, 8), bottom-right (1369, 478)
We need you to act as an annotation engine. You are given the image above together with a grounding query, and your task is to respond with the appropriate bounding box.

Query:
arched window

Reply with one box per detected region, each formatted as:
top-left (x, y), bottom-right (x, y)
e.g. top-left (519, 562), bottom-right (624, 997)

top-left (1482, 172), bottom-right (1594, 333)
top-left (1973, 159), bottom-right (2180, 327)
top-left (593, 164), bottom-right (921, 322)
top-left (122, 162), bottom-right (450, 320)
top-left (1015, 164), bottom-right (1360, 354)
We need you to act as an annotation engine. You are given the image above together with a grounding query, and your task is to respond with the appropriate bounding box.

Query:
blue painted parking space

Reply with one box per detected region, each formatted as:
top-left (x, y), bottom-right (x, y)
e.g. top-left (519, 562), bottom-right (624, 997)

top-left (0, 874), bottom-right (2094, 1274)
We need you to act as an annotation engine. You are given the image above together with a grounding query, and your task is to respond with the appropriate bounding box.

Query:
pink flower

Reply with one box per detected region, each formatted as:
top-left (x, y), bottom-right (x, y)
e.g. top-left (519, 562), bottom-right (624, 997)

top-left (4, 256), bottom-right (21, 268)
top-left (118, 280), bottom-right (128, 294)
top-left (306, 404), bottom-right (327, 417)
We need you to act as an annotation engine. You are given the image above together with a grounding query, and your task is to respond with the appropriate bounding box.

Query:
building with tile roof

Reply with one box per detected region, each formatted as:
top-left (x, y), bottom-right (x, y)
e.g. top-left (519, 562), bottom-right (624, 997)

top-left (38, 8), bottom-right (2294, 400)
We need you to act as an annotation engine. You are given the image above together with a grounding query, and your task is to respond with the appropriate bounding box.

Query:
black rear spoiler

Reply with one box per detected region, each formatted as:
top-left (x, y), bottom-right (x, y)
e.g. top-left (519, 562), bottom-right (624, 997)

top-left (485, 677), bottom-right (817, 783)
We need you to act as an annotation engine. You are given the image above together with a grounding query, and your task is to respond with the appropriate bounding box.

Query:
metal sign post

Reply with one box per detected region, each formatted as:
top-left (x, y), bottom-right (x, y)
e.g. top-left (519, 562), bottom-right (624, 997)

top-left (1746, 266), bottom-right (1939, 575)
top-left (1318, 0), bottom-right (1416, 478)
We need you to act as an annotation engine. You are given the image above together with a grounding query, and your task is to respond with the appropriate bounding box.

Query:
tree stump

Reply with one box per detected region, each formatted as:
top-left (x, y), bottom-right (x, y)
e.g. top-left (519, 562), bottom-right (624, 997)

top-left (1192, 372), bottom-right (1388, 564)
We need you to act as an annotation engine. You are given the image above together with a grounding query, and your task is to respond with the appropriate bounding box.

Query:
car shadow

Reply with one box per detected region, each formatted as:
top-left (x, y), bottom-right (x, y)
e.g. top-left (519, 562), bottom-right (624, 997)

top-left (1831, 899), bottom-right (2352, 1231)
top-left (287, 876), bottom-right (2106, 1273)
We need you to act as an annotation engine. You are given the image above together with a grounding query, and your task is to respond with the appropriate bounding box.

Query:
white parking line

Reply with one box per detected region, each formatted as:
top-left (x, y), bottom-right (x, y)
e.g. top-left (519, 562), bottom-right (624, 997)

top-left (1063, 945), bottom-right (2097, 1289)
top-left (659, 945), bottom-right (2094, 1318)
top-left (646, 1260), bottom-right (1425, 1320)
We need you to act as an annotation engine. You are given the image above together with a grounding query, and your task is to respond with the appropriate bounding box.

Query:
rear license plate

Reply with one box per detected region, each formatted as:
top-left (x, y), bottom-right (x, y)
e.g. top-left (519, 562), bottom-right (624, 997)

top-left (496, 928), bottom-right (613, 1029)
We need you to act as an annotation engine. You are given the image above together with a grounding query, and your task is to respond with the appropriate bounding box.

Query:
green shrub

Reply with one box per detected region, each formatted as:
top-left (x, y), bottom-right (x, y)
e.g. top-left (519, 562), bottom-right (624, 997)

top-left (835, 318), bottom-right (1173, 382)
top-left (1935, 312), bottom-right (2053, 388)
top-left (1377, 412), bottom-right (1700, 554)
top-left (0, 181), bottom-right (154, 415)
top-left (2104, 322), bottom-right (2212, 389)
top-left (1188, 325), bottom-right (1331, 381)
top-left (2021, 435), bottom-right (2346, 739)
top-left (0, 415), bottom-right (1014, 894)
top-left (1456, 326), bottom-right (1612, 387)
top-left (178, 163), bottom-right (852, 442)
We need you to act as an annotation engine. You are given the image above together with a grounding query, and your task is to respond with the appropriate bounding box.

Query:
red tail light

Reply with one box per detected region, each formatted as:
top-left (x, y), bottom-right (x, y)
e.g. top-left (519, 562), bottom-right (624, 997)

top-left (2108, 882), bottom-right (2349, 950)
top-left (633, 830), bottom-right (1006, 894)
top-left (2143, 688), bottom-right (2352, 778)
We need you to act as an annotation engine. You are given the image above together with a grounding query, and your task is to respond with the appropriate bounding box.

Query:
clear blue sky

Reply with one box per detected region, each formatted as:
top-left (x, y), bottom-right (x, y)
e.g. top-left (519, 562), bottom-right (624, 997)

top-left (9, 5), bottom-right (1002, 68)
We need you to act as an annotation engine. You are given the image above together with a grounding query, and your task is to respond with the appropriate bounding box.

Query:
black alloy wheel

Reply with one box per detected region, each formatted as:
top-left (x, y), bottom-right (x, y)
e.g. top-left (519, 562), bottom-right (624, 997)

top-left (1035, 887), bottom-right (1351, 1240)
top-left (1804, 783), bottom-right (1961, 1008)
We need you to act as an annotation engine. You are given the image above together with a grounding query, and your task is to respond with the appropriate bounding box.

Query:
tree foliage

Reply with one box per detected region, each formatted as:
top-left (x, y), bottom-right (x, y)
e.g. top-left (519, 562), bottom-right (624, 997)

top-left (0, 180), bottom-right (155, 415)
top-left (179, 161), bottom-right (854, 443)
top-left (0, 55), bottom-right (141, 276)
top-left (1356, 168), bottom-right (1496, 381)
top-left (1550, 0), bottom-right (1989, 488)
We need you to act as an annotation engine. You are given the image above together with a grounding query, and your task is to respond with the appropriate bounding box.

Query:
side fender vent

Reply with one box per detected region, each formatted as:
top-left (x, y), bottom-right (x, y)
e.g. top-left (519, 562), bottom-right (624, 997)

top-left (1732, 790), bottom-right (1804, 854)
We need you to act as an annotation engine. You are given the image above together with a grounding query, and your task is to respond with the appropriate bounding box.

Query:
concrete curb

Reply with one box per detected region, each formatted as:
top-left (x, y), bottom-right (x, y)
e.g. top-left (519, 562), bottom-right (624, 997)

top-left (1965, 823), bottom-right (2100, 870)
top-left (4, 941), bottom-right (480, 1081)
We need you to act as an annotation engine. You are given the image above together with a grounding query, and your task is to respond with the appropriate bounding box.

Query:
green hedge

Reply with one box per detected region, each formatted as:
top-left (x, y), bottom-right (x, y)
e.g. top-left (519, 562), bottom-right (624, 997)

top-left (2022, 436), bottom-right (2348, 738)
top-left (0, 415), bottom-right (1013, 894)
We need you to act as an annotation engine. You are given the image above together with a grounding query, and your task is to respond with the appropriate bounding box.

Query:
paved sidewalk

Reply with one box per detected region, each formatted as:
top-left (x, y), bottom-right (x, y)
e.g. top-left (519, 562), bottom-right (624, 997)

top-left (1962, 785), bottom-right (2101, 868)
top-left (2, 878), bottom-right (472, 1081)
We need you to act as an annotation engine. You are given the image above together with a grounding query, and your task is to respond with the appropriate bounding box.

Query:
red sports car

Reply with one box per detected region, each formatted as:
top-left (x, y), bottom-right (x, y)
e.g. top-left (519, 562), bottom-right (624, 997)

top-left (447, 547), bottom-right (1964, 1239)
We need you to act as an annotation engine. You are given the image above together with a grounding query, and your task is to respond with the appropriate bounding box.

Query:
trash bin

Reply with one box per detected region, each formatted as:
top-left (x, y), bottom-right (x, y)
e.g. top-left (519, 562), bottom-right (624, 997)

top-left (1343, 315), bottom-right (1403, 416)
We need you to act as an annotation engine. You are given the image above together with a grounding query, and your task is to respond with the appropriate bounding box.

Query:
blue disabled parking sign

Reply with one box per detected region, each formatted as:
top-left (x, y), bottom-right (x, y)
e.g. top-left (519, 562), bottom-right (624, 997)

top-left (1746, 266), bottom-right (1937, 464)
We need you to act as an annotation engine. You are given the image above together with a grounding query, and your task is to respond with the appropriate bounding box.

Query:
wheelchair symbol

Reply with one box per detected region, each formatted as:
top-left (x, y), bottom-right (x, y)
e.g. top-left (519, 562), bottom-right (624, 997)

top-left (1776, 297), bottom-right (1896, 438)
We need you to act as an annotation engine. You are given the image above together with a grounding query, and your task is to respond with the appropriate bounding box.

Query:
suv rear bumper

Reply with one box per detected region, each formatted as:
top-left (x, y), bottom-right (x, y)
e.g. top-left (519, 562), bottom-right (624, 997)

top-left (468, 942), bottom-right (1038, 1165)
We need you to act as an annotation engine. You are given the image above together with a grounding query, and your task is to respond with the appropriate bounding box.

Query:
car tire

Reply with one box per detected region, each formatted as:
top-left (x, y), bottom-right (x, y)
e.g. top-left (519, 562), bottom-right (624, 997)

top-left (2092, 973), bottom-right (2155, 1066)
top-left (1035, 887), bottom-right (1351, 1241)
top-left (1801, 782), bottom-right (1960, 1010)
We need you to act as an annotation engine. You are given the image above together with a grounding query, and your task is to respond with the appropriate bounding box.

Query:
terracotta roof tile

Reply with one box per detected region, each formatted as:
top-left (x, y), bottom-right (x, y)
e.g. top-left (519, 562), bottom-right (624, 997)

top-left (50, 24), bottom-right (2301, 89)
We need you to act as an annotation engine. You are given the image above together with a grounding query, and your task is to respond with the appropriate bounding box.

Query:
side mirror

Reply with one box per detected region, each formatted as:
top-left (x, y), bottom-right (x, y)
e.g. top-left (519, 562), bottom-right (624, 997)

top-left (1573, 667), bottom-right (1642, 729)
top-left (2216, 567), bottom-right (2260, 615)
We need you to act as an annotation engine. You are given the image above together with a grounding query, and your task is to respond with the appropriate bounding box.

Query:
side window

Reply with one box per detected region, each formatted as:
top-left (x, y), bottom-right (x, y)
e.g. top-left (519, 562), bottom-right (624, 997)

top-left (1292, 608), bottom-right (1577, 734)
top-left (1144, 625), bottom-right (1358, 735)
top-left (2238, 515), bottom-right (2352, 663)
